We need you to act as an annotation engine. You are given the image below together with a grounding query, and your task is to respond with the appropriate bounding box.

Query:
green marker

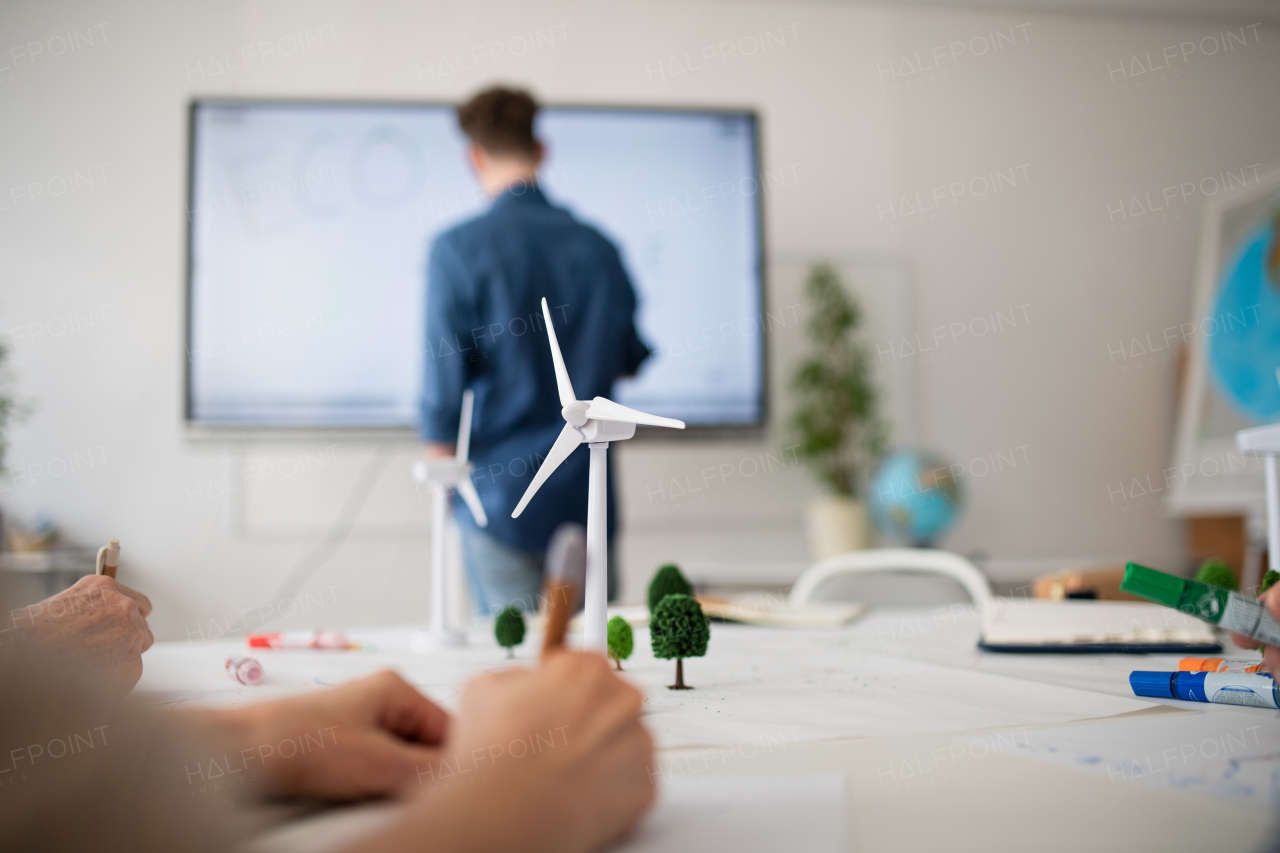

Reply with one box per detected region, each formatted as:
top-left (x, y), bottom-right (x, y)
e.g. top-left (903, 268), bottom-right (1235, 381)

top-left (1122, 562), bottom-right (1280, 647)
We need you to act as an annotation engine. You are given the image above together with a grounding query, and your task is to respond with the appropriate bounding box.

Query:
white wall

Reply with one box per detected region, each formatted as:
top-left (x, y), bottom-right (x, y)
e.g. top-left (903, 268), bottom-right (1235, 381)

top-left (1, 0), bottom-right (1277, 639)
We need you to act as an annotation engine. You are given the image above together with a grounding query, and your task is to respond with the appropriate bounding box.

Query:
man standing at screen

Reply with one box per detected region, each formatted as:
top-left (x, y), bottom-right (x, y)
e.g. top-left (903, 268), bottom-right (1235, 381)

top-left (421, 86), bottom-right (651, 615)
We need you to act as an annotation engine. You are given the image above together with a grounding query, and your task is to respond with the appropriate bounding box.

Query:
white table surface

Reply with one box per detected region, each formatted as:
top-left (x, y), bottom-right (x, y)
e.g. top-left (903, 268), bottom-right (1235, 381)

top-left (137, 605), bottom-right (1280, 853)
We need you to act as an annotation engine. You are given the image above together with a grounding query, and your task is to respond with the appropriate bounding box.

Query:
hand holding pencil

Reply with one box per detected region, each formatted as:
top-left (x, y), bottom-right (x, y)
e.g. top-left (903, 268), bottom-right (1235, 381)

top-left (358, 523), bottom-right (655, 852)
top-left (15, 538), bottom-right (153, 698)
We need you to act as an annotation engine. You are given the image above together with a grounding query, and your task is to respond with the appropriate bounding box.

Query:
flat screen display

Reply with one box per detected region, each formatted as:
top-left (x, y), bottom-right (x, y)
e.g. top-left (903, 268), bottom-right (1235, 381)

top-left (186, 100), bottom-right (764, 428)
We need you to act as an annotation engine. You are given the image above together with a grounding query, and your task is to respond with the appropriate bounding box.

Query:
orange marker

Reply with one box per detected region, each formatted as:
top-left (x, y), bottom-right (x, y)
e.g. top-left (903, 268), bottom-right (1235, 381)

top-left (1178, 657), bottom-right (1267, 674)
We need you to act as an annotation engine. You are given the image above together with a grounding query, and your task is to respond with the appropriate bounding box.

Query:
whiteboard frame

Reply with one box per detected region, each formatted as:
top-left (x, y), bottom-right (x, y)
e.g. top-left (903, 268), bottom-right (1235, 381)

top-left (1167, 162), bottom-right (1280, 516)
top-left (181, 98), bottom-right (768, 439)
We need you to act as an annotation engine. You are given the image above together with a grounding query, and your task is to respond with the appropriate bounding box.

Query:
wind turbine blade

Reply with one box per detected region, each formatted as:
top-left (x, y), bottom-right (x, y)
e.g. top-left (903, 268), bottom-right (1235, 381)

top-left (585, 397), bottom-right (686, 429)
top-left (512, 423), bottom-right (584, 518)
top-left (456, 389), bottom-right (474, 463)
top-left (541, 297), bottom-right (576, 407)
top-left (455, 475), bottom-right (488, 528)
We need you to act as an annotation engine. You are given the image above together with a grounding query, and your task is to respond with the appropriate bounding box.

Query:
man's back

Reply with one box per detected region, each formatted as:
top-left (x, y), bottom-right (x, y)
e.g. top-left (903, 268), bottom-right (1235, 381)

top-left (421, 184), bottom-right (649, 554)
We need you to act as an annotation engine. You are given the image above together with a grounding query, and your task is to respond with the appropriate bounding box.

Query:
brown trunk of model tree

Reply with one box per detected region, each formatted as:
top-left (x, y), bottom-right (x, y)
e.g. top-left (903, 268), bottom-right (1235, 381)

top-left (671, 657), bottom-right (691, 690)
top-left (615, 659), bottom-right (623, 671)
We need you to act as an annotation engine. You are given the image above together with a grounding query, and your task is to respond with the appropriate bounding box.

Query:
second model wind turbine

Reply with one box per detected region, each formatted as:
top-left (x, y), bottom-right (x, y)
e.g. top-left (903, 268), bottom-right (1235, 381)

top-left (513, 298), bottom-right (685, 652)
top-left (413, 389), bottom-right (487, 648)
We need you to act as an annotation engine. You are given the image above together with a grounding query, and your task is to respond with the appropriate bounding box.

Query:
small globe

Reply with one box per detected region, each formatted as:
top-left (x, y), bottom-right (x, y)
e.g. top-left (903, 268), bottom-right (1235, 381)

top-left (867, 450), bottom-right (963, 546)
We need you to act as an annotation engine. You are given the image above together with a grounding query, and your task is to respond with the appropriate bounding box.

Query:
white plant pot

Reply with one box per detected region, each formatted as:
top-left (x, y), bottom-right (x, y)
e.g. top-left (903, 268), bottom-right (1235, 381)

top-left (806, 495), bottom-right (869, 560)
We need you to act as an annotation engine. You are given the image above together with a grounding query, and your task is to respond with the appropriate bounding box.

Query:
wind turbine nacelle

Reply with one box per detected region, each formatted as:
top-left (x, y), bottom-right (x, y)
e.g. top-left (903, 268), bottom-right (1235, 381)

top-left (580, 419), bottom-right (637, 443)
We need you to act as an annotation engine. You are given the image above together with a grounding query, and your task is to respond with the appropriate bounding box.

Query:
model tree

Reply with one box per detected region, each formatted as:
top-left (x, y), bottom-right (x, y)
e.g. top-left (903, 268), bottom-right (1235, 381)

top-left (606, 616), bottom-right (634, 671)
top-left (648, 563), bottom-right (692, 612)
top-left (494, 606), bottom-right (526, 659)
top-left (650, 594), bottom-right (709, 690)
top-left (1261, 570), bottom-right (1279, 596)
top-left (1195, 558), bottom-right (1239, 591)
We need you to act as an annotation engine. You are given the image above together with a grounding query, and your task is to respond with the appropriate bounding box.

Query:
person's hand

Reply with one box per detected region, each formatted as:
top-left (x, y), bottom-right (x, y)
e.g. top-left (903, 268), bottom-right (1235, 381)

top-left (1230, 585), bottom-right (1280, 673)
top-left (11, 574), bottom-right (153, 698)
top-left (447, 651), bottom-right (656, 852)
top-left (425, 441), bottom-right (456, 458)
top-left (347, 652), bottom-right (655, 853)
top-left (189, 670), bottom-right (451, 801)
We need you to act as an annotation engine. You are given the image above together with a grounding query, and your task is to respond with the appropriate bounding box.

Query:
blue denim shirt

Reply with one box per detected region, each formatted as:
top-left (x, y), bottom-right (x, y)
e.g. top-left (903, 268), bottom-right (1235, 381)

top-left (420, 184), bottom-right (650, 553)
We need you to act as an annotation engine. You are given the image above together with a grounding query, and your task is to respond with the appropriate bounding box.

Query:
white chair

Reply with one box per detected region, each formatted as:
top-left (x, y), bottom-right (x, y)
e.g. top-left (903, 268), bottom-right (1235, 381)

top-left (788, 548), bottom-right (992, 607)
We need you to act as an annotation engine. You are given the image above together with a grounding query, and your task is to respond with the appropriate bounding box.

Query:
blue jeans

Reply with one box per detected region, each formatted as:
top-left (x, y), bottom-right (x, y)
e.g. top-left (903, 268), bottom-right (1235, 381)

top-left (457, 524), bottom-right (616, 616)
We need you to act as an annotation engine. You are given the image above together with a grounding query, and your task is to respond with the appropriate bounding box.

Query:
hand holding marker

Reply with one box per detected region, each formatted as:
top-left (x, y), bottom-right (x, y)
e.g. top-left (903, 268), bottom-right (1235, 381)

top-left (1120, 563), bottom-right (1280, 646)
top-left (1122, 563), bottom-right (1278, 709)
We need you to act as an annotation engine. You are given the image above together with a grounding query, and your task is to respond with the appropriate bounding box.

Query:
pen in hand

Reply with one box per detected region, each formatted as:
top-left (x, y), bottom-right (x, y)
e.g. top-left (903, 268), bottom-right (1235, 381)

top-left (541, 524), bottom-right (586, 657)
top-left (96, 538), bottom-right (120, 579)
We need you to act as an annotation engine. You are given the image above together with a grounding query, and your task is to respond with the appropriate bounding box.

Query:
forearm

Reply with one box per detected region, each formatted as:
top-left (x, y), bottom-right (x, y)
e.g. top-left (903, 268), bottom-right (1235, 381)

top-left (179, 704), bottom-right (289, 794)
top-left (181, 705), bottom-right (250, 740)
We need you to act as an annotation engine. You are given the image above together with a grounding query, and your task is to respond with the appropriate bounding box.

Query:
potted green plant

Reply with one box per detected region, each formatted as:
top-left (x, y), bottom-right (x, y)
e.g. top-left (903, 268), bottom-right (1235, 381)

top-left (0, 341), bottom-right (25, 549)
top-left (790, 264), bottom-right (886, 559)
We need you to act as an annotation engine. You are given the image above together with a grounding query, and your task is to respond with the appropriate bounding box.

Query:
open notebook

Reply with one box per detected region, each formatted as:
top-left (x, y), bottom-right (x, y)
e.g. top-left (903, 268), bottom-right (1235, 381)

top-left (979, 599), bottom-right (1221, 653)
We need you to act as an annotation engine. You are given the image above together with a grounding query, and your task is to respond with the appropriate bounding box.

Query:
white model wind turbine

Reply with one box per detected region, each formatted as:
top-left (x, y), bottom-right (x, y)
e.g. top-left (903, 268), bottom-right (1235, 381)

top-left (513, 298), bottom-right (685, 652)
top-left (413, 389), bottom-right (487, 648)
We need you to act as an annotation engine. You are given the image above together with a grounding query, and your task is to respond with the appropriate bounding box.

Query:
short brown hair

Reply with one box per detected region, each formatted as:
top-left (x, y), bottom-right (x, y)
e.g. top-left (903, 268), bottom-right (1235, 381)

top-left (457, 86), bottom-right (539, 158)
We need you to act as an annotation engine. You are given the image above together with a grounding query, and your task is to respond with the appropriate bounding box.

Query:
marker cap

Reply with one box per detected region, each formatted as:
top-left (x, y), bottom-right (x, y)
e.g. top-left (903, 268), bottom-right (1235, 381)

top-left (1129, 670), bottom-right (1176, 699)
top-left (1121, 563), bottom-right (1185, 609)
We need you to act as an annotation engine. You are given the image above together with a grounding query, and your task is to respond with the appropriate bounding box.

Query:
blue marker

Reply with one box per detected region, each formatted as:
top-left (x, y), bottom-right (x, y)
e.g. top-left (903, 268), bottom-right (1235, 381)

top-left (1130, 671), bottom-right (1279, 710)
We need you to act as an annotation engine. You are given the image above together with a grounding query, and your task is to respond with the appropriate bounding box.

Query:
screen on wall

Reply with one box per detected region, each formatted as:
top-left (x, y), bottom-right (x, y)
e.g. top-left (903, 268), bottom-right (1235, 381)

top-left (185, 100), bottom-right (764, 429)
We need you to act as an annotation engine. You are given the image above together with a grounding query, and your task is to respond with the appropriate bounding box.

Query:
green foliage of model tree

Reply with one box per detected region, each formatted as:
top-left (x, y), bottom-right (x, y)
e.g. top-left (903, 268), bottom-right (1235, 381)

top-left (1194, 558), bottom-right (1239, 591)
top-left (607, 616), bottom-right (634, 671)
top-left (790, 264), bottom-right (886, 496)
top-left (650, 594), bottom-right (709, 690)
top-left (494, 606), bottom-right (526, 659)
top-left (647, 563), bottom-right (692, 612)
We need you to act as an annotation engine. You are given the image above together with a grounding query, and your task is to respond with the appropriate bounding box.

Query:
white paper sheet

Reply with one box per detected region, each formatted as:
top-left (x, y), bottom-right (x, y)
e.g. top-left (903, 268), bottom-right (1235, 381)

top-left (957, 711), bottom-right (1280, 809)
top-left (247, 775), bottom-right (849, 853)
top-left (137, 622), bottom-right (1153, 748)
top-left (628, 626), bottom-right (1152, 746)
top-left (616, 774), bottom-right (848, 853)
